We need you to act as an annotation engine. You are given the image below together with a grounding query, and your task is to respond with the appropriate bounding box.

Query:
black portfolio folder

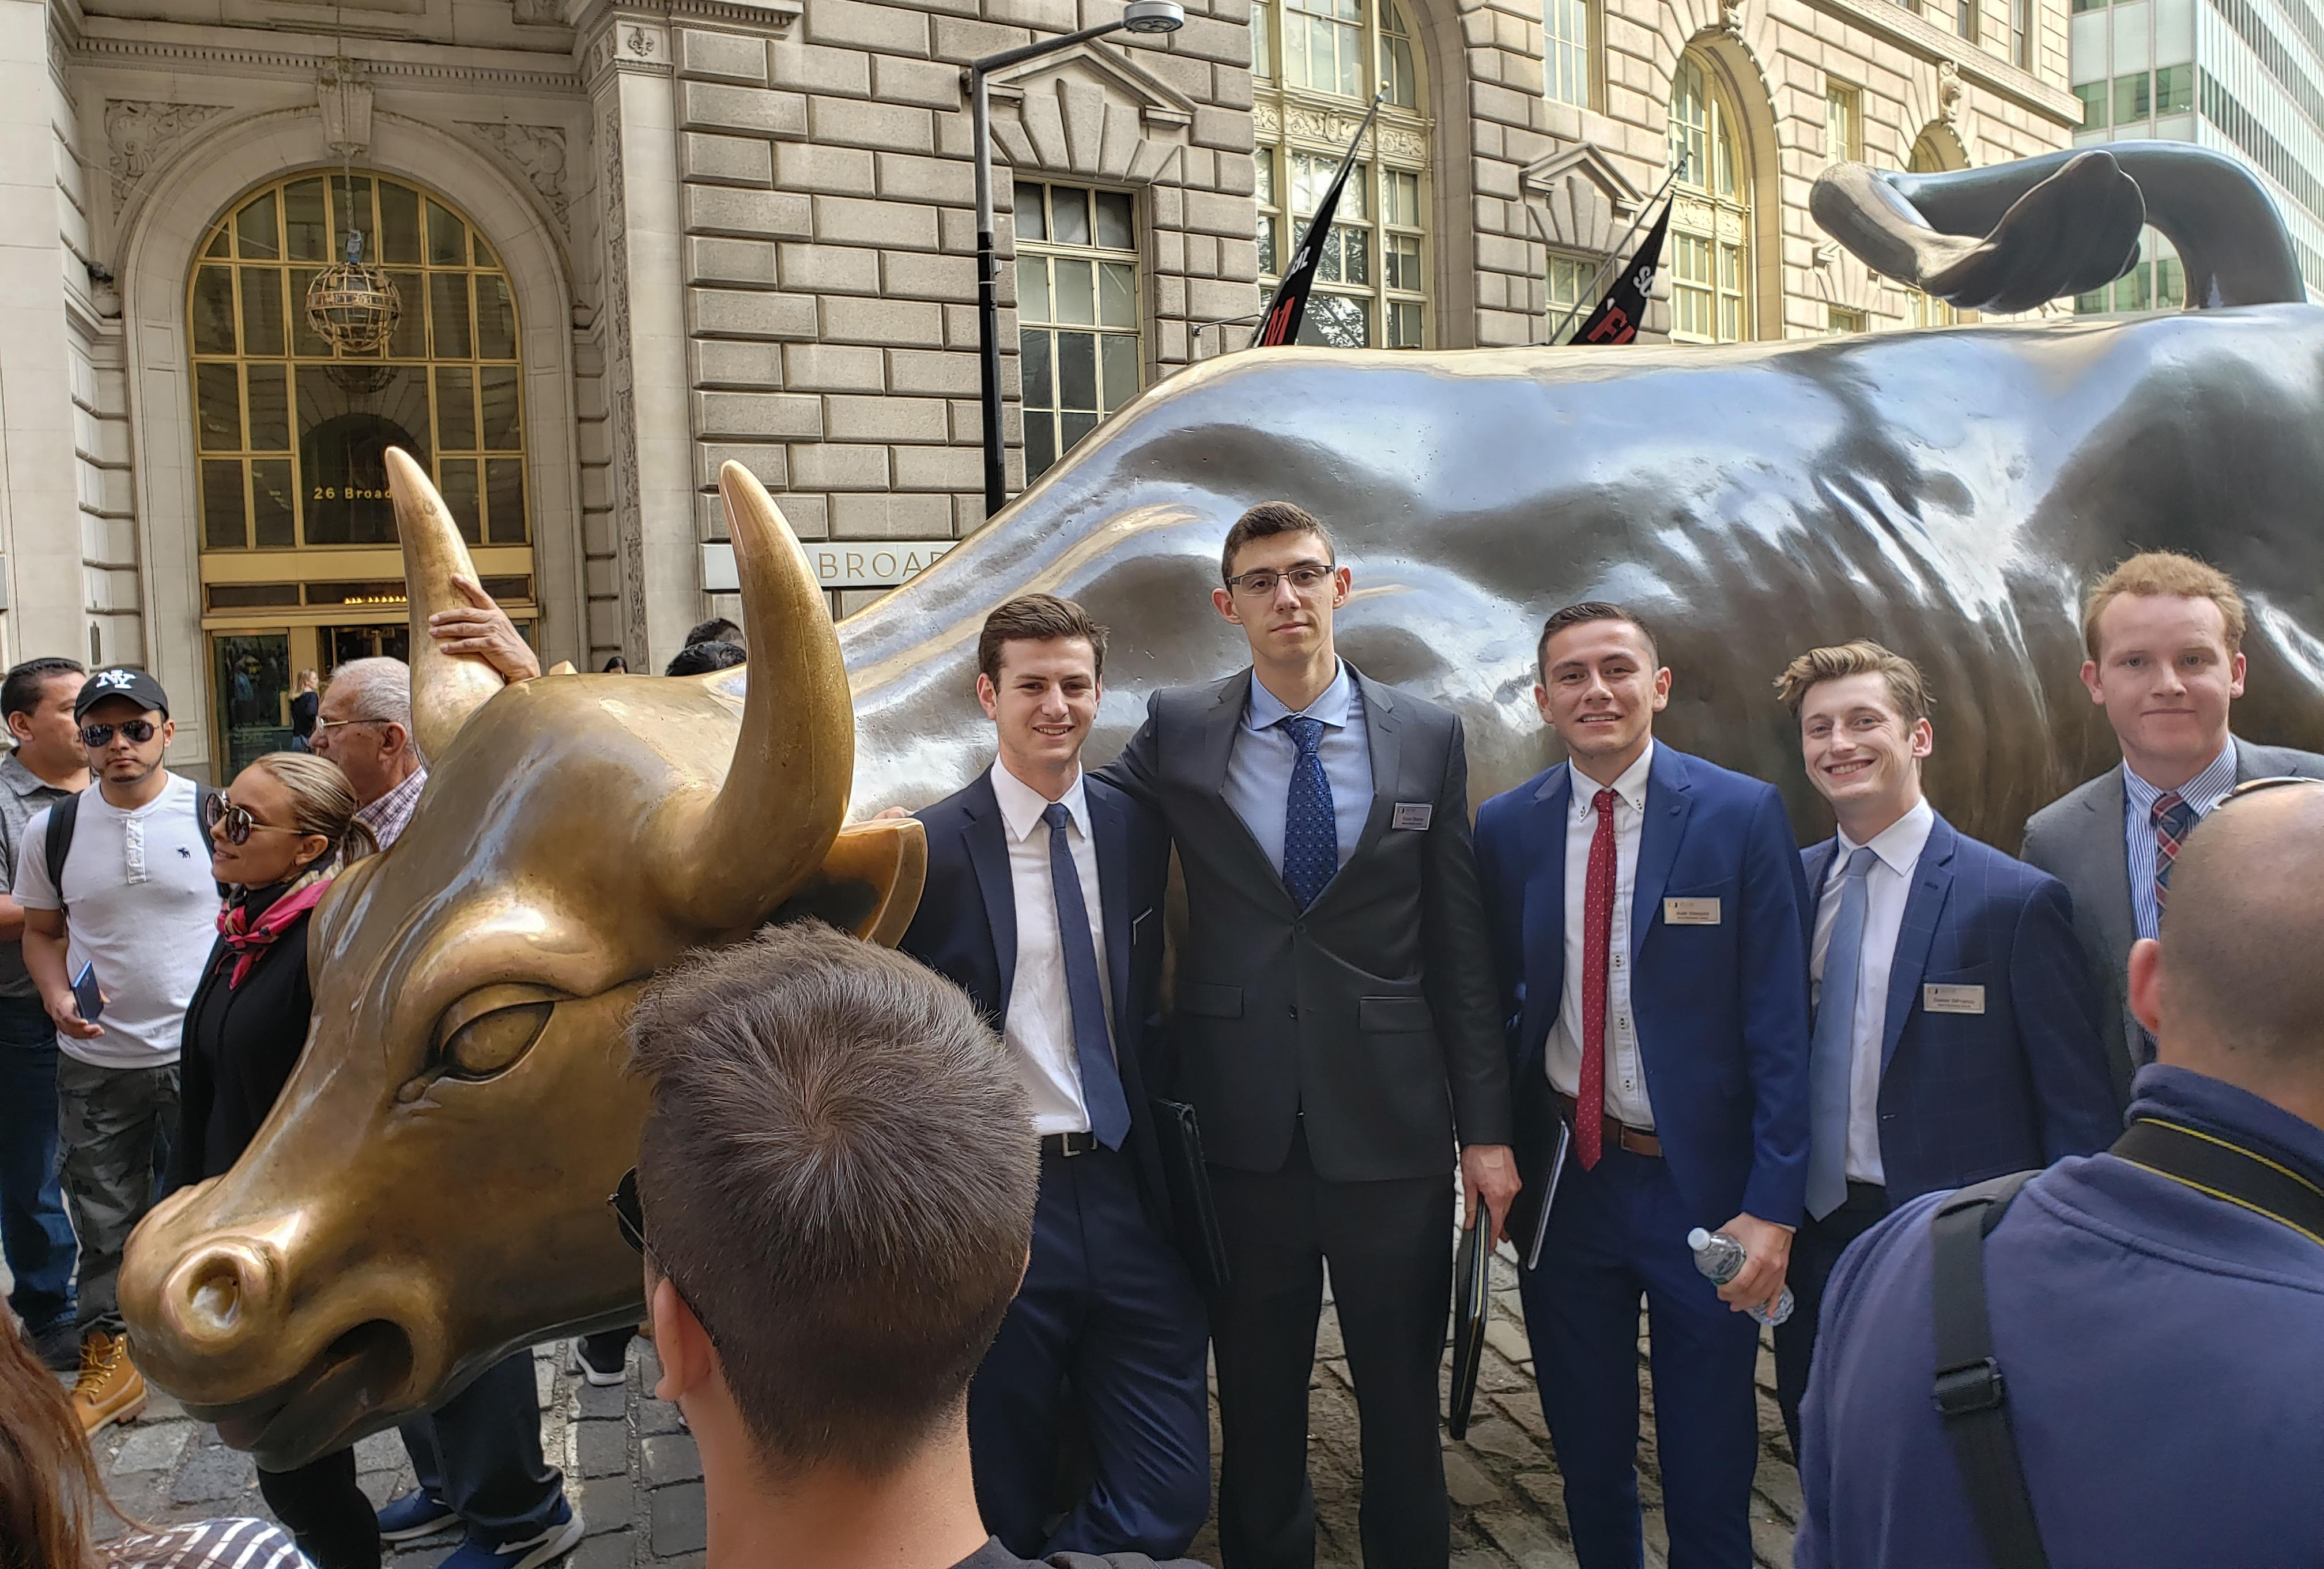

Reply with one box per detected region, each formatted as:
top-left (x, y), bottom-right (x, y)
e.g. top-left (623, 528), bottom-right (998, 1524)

top-left (1151, 1097), bottom-right (1231, 1303)
top-left (1448, 1206), bottom-right (1491, 1439)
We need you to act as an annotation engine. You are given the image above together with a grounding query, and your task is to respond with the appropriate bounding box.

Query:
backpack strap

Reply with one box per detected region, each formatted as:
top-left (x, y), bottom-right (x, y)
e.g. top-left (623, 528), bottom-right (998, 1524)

top-left (43, 790), bottom-right (81, 896)
top-left (1929, 1170), bottom-right (2050, 1569)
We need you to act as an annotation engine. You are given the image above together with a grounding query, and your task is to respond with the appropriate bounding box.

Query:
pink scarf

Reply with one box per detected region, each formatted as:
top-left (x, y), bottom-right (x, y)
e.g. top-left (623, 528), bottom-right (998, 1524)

top-left (214, 877), bottom-right (332, 990)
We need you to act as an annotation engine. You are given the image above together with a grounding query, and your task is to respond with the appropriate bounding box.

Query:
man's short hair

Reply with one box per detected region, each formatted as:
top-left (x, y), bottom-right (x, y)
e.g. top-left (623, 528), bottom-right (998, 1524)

top-left (1772, 640), bottom-right (1933, 726)
top-left (2, 658), bottom-right (84, 724)
top-left (685, 617), bottom-right (743, 648)
top-left (627, 923), bottom-right (1037, 1476)
top-left (663, 641), bottom-right (747, 678)
top-left (1535, 601), bottom-right (1659, 680)
top-left (2082, 550), bottom-right (2248, 659)
top-left (1220, 501), bottom-right (1335, 584)
top-left (975, 594), bottom-right (1108, 686)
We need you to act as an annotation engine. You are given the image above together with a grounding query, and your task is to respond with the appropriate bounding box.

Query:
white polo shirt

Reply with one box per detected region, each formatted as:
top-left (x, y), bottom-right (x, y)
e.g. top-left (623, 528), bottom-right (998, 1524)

top-left (12, 772), bottom-right (221, 1069)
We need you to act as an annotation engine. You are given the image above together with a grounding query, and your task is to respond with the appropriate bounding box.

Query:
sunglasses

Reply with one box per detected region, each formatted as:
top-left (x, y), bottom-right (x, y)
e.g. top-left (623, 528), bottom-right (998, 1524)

top-left (80, 719), bottom-right (157, 748)
top-left (609, 1167), bottom-right (720, 1348)
top-left (203, 792), bottom-right (303, 846)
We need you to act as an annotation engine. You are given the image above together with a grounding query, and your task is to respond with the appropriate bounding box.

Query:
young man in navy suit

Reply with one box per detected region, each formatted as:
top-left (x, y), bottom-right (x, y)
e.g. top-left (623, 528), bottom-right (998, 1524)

top-left (1473, 602), bottom-right (1810, 1569)
top-left (1771, 640), bottom-right (2119, 1456)
top-left (896, 594), bottom-right (1209, 1560)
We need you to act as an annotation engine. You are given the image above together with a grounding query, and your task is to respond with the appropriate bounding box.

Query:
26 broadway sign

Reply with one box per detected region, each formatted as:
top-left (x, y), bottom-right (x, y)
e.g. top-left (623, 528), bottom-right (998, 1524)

top-left (701, 539), bottom-right (956, 594)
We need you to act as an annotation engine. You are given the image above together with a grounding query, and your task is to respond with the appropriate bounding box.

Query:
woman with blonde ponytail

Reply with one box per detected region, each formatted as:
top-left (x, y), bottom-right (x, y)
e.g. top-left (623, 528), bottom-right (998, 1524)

top-left (165, 750), bottom-right (378, 1569)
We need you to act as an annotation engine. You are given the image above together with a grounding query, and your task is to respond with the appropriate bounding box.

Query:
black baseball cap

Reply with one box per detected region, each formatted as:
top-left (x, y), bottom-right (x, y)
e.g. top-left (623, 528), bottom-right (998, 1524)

top-left (74, 667), bottom-right (171, 721)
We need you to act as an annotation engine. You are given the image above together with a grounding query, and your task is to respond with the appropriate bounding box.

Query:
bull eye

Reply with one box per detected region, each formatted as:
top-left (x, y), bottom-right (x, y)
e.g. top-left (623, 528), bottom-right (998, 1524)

top-left (433, 985), bottom-right (561, 1081)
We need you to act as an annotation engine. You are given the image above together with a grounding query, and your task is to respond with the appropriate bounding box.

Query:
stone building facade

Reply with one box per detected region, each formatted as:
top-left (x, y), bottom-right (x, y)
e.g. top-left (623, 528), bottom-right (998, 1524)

top-left (0, 0), bottom-right (2073, 779)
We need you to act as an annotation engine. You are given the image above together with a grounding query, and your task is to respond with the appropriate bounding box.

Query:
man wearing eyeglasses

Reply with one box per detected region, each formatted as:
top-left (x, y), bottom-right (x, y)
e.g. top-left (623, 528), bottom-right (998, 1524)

top-left (12, 668), bottom-right (220, 1434)
top-left (1099, 501), bottom-right (1514, 1569)
top-left (311, 658), bottom-right (429, 848)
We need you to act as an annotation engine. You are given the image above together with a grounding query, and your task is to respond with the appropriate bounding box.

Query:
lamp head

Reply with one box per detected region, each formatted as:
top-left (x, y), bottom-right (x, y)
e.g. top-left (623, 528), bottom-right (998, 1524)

top-left (1122, 0), bottom-right (1186, 32)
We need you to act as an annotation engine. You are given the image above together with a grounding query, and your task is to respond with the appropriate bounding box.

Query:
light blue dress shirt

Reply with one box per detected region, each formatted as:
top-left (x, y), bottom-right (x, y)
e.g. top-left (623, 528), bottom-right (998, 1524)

top-left (2121, 739), bottom-right (2237, 940)
top-left (1224, 661), bottom-right (1375, 881)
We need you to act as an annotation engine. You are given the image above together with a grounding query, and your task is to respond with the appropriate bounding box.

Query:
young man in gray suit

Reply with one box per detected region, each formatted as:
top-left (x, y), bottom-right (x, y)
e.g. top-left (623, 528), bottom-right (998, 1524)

top-left (1100, 501), bottom-right (1516, 1569)
top-left (2023, 550), bottom-right (2324, 1095)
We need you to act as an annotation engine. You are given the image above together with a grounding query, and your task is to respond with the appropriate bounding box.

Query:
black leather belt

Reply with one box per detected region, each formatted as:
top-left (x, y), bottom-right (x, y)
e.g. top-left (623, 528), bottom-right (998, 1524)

top-left (1040, 1132), bottom-right (1101, 1159)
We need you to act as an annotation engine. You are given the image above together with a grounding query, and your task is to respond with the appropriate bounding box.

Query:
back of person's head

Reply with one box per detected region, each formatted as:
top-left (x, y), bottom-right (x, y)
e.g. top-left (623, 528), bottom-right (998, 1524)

top-left (2151, 780), bottom-right (2324, 1097)
top-left (627, 922), bottom-right (1037, 1478)
top-left (2, 657), bottom-right (85, 729)
top-left (685, 617), bottom-right (744, 649)
top-left (325, 658), bottom-right (417, 750)
top-left (250, 752), bottom-right (377, 869)
top-left (1, 1324), bottom-right (107, 1569)
top-left (663, 641), bottom-right (747, 678)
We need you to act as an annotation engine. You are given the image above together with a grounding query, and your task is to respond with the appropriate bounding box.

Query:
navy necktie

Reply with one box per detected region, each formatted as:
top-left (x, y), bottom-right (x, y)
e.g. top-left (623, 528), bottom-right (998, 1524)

top-left (1281, 715), bottom-right (1337, 908)
top-left (1807, 846), bottom-right (1877, 1221)
top-left (1043, 802), bottom-right (1131, 1149)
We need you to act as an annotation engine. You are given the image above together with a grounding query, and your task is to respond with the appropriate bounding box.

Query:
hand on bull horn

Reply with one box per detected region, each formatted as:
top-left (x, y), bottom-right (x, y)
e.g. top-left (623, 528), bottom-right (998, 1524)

top-left (427, 575), bottom-right (542, 684)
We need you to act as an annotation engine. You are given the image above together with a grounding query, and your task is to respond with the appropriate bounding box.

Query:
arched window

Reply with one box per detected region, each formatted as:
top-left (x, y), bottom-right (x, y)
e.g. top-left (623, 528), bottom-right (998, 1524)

top-left (1251, 0), bottom-right (1433, 346)
top-left (1666, 53), bottom-right (1753, 343)
top-left (187, 172), bottom-right (534, 774)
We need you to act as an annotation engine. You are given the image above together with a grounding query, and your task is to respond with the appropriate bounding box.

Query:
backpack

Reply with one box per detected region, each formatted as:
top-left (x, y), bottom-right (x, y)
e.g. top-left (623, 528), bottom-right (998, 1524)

top-left (44, 781), bottom-right (223, 899)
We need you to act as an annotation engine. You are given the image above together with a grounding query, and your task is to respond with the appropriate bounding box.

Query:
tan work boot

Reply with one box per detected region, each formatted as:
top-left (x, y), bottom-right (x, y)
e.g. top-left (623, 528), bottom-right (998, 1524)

top-left (70, 1330), bottom-right (148, 1434)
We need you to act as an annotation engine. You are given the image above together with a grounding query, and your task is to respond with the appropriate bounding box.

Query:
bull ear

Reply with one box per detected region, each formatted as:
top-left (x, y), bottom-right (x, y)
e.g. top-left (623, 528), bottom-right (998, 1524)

top-left (651, 463), bottom-right (855, 929)
top-left (766, 817), bottom-right (929, 945)
top-left (387, 447), bottom-right (507, 762)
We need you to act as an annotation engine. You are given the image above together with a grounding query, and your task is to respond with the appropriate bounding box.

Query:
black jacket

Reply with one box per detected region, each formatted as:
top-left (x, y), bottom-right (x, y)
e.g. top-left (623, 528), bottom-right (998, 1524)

top-left (1099, 666), bottom-right (1509, 1182)
top-left (168, 884), bottom-right (315, 1191)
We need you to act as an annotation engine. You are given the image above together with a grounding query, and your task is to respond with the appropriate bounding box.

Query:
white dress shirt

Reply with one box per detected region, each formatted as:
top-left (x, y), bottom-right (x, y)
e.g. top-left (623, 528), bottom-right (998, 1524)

top-left (1546, 741), bottom-right (1657, 1128)
top-left (1810, 797), bottom-right (1937, 1186)
top-left (990, 761), bottom-right (1115, 1137)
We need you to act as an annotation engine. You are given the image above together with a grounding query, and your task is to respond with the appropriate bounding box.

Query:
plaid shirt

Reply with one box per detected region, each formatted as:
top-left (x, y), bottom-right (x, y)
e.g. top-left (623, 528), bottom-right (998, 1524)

top-left (356, 765), bottom-right (427, 850)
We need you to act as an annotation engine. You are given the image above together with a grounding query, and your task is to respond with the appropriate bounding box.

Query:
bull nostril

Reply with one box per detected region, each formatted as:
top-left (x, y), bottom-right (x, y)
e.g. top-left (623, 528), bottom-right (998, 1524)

top-left (189, 1264), bottom-right (242, 1333)
top-left (169, 1239), bottom-right (281, 1347)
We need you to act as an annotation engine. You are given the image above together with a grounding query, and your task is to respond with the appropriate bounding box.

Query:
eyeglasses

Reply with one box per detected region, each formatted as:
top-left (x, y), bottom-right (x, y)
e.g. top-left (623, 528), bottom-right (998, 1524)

top-left (204, 791), bottom-right (303, 846)
top-left (609, 1167), bottom-right (721, 1348)
top-left (79, 719), bottom-right (158, 748)
top-left (310, 715), bottom-right (388, 742)
top-left (1224, 560), bottom-right (1336, 599)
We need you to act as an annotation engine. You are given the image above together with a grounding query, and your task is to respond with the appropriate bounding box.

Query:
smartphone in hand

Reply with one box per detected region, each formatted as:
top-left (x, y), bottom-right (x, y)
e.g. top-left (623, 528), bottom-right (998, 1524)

top-left (71, 961), bottom-right (103, 1026)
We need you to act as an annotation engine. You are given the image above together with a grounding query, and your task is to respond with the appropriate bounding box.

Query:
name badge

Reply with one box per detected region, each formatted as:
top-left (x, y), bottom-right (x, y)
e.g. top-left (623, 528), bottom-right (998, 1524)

top-left (1663, 897), bottom-right (1721, 926)
top-left (1391, 802), bottom-right (1433, 831)
top-left (1924, 983), bottom-right (1987, 1015)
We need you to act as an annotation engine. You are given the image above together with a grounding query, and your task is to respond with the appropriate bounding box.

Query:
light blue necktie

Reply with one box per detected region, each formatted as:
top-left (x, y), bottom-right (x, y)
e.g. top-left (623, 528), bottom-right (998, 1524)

top-left (1808, 846), bottom-right (1877, 1221)
top-left (1043, 803), bottom-right (1131, 1149)
top-left (1280, 715), bottom-right (1337, 909)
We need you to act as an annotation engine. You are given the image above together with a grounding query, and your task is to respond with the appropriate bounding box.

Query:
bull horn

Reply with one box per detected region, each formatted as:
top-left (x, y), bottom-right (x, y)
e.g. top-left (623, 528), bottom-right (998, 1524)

top-left (652, 462), bottom-right (853, 928)
top-left (388, 447), bottom-right (508, 761)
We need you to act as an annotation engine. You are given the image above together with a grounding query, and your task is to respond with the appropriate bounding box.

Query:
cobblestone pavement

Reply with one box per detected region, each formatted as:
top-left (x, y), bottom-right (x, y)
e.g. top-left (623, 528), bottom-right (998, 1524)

top-left (82, 1243), bottom-right (1801, 1569)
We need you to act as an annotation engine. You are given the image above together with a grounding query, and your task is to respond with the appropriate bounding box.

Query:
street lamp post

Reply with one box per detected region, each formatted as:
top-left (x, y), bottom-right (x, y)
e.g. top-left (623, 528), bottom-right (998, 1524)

top-left (966, 0), bottom-right (1185, 517)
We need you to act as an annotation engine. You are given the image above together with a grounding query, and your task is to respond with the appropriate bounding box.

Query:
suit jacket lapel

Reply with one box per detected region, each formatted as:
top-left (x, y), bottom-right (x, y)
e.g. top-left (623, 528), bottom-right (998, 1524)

top-left (1630, 745), bottom-right (1694, 957)
top-left (1881, 815), bottom-right (1956, 1076)
top-left (1088, 783), bottom-right (1134, 1043)
top-left (960, 778), bottom-right (1018, 1021)
top-left (1343, 671), bottom-right (1401, 863)
top-left (1522, 763), bottom-right (1572, 1059)
top-left (2077, 770), bottom-right (2137, 994)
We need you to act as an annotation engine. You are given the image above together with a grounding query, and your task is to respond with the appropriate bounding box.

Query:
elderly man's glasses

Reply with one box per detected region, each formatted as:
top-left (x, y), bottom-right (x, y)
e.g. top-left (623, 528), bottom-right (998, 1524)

top-left (80, 720), bottom-right (157, 748)
top-left (1224, 560), bottom-right (1336, 598)
top-left (310, 715), bottom-right (388, 742)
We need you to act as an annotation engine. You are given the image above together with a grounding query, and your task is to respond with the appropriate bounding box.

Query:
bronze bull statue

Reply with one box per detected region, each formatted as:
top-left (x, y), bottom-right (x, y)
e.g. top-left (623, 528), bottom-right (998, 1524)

top-left (122, 145), bottom-right (2324, 1467)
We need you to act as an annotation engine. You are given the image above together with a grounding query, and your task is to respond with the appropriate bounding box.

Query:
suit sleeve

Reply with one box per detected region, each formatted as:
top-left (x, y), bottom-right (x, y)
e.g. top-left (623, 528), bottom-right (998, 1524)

top-left (2012, 876), bottom-right (2125, 1159)
top-left (1738, 783), bottom-right (1813, 1226)
top-left (1423, 714), bottom-right (1513, 1148)
top-left (1092, 692), bottom-right (1163, 808)
top-left (1472, 797), bottom-right (1524, 1054)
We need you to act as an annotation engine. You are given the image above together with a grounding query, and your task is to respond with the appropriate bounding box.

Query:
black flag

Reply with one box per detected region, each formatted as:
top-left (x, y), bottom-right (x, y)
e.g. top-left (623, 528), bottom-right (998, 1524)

top-left (1255, 96), bottom-right (1384, 348)
top-left (1568, 199), bottom-right (1673, 346)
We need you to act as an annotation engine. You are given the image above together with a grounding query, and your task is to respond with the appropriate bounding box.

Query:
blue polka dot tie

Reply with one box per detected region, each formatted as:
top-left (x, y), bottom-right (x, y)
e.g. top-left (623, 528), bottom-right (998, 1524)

top-left (1280, 715), bottom-right (1337, 909)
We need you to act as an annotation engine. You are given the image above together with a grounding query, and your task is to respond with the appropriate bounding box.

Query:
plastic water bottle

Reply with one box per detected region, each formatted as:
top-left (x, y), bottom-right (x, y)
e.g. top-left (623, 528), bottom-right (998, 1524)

top-left (1687, 1227), bottom-right (1795, 1326)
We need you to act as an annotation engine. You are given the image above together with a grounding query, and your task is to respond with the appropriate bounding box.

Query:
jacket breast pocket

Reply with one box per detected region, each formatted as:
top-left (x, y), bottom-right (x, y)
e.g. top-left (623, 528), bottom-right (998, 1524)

top-left (1359, 995), bottom-right (1433, 1033)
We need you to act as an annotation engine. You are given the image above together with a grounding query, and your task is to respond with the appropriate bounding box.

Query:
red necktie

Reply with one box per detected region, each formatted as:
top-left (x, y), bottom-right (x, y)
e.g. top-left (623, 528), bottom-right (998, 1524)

top-left (1576, 787), bottom-right (1617, 1170)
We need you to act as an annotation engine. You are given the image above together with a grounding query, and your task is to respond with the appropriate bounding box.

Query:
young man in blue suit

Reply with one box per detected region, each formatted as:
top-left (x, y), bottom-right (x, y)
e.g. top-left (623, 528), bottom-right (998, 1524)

top-left (896, 594), bottom-right (1209, 1560)
top-left (1771, 640), bottom-right (2120, 1457)
top-left (1474, 602), bottom-right (1810, 1569)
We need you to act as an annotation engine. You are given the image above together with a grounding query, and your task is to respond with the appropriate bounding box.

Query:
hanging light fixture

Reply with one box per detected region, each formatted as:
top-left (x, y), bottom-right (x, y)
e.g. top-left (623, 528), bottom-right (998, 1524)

top-left (304, 3), bottom-right (399, 354)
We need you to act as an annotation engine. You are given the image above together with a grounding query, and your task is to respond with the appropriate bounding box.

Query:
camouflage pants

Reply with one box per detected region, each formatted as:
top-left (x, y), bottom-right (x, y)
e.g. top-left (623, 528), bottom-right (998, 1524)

top-left (55, 1055), bottom-right (179, 1336)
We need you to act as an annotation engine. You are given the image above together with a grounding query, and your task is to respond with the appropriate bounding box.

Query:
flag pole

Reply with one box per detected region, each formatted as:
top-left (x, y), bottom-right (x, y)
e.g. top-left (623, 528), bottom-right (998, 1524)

top-left (1545, 154), bottom-right (1689, 348)
top-left (1250, 91), bottom-right (1386, 350)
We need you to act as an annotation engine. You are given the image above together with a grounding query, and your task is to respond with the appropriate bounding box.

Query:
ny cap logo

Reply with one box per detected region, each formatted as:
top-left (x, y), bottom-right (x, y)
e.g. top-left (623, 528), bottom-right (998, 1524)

top-left (92, 669), bottom-right (137, 691)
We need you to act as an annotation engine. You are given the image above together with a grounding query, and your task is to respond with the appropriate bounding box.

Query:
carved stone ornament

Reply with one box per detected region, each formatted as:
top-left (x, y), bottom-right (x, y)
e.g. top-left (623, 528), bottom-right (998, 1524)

top-left (319, 57), bottom-right (375, 159)
top-left (1720, 0), bottom-right (1745, 34)
top-left (104, 100), bottom-right (232, 218)
top-left (1938, 59), bottom-right (1964, 123)
top-left (463, 122), bottom-right (573, 231)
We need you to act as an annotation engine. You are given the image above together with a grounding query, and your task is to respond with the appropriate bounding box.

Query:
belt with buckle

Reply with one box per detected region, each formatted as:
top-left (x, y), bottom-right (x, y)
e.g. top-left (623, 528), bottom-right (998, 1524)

top-left (1553, 1092), bottom-right (1662, 1158)
top-left (1040, 1132), bottom-right (1101, 1159)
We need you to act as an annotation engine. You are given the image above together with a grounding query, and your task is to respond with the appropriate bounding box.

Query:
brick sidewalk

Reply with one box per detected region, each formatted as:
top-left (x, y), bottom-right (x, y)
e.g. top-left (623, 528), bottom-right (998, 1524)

top-left (84, 1244), bottom-right (1802, 1569)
